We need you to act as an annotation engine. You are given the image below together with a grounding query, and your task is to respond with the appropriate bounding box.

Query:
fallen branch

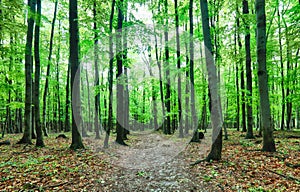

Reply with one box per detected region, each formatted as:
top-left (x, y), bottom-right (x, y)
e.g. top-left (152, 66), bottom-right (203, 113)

top-left (266, 168), bottom-right (300, 183)
top-left (34, 181), bottom-right (71, 190)
top-left (285, 163), bottom-right (300, 169)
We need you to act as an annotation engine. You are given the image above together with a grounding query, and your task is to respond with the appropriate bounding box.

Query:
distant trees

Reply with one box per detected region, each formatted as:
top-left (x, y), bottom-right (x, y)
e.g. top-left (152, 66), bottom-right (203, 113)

top-left (1, 0), bottom-right (299, 157)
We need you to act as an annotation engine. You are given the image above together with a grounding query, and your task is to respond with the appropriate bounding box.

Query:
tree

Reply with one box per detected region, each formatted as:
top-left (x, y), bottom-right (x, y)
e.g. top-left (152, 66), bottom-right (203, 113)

top-left (104, 0), bottom-right (116, 148)
top-left (200, 0), bottom-right (223, 161)
top-left (93, 0), bottom-right (101, 140)
top-left (17, 0), bottom-right (36, 144)
top-left (255, 0), bottom-right (275, 152)
top-left (115, 0), bottom-right (127, 145)
top-left (69, 0), bottom-right (84, 150)
top-left (42, 0), bottom-right (58, 136)
top-left (164, 0), bottom-right (171, 135)
top-left (34, 0), bottom-right (44, 147)
top-left (174, 0), bottom-right (183, 138)
top-left (189, 0), bottom-right (197, 133)
top-left (243, 0), bottom-right (254, 139)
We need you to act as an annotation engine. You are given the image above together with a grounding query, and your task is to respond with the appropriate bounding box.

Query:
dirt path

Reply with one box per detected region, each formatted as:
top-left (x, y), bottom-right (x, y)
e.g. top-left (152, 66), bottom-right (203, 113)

top-left (87, 131), bottom-right (219, 192)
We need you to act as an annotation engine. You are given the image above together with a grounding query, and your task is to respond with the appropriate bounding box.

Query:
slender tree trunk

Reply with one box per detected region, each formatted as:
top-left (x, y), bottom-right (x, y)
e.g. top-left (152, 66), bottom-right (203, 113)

top-left (65, 58), bottom-right (71, 132)
top-left (174, 0), bottom-right (183, 138)
top-left (200, 0), bottom-right (223, 161)
top-left (69, 0), bottom-right (84, 150)
top-left (104, 0), bottom-right (116, 148)
top-left (18, 0), bottom-right (36, 144)
top-left (189, 0), bottom-right (197, 134)
top-left (277, 0), bottom-right (285, 130)
top-left (184, 24), bottom-right (190, 135)
top-left (42, 0), bottom-right (58, 136)
top-left (154, 31), bottom-right (165, 131)
top-left (56, 20), bottom-right (62, 132)
top-left (164, 0), bottom-right (171, 135)
top-left (236, 7), bottom-right (246, 132)
top-left (283, 17), bottom-right (292, 130)
top-left (235, 5), bottom-right (240, 131)
top-left (34, 0), bottom-right (44, 147)
top-left (255, 0), bottom-right (275, 152)
top-left (244, 0), bottom-right (254, 139)
top-left (93, 0), bottom-right (100, 139)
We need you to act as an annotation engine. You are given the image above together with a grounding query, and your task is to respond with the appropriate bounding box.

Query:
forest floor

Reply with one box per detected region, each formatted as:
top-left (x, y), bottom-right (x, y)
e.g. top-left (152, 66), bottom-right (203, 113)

top-left (0, 129), bottom-right (299, 191)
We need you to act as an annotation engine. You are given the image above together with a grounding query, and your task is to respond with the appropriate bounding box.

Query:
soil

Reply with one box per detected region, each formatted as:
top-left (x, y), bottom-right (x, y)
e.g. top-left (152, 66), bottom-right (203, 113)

top-left (86, 130), bottom-right (220, 192)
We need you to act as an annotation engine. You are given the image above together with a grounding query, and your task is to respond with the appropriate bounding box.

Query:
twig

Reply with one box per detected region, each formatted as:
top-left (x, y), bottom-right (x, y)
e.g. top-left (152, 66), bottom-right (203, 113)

top-left (41, 181), bottom-right (70, 189)
top-left (266, 168), bottom-right (300, 183)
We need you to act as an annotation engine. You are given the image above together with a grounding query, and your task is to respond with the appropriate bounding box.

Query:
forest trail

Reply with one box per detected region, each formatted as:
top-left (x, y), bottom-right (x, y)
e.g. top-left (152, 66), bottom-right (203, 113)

top-left (86, 130), bottom-right (218, 192)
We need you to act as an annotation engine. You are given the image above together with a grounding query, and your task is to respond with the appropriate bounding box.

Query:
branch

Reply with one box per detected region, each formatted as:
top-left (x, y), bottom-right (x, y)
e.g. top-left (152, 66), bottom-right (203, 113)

top-left (266, 168), bottom-right (300, 183)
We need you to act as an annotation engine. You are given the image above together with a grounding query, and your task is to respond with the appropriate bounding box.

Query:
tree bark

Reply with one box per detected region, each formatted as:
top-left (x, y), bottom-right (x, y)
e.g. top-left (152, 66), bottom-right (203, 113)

top-left (174, 0), bottom-right (183, 138)
top-left (42, 0), bottom-right (58, 136)
top-left (93, 0), bottom-right (100, 139)
top-left (277, 0), bottom-right (285, 131)
top-left (34, 0), bottom-right (44, 147)
top-left (69, 0), bottom-right (84, 150)
top-left (244, 0), bottom-right (254, 139)
top-left (115, 0), bottom-right (127, 145)
top-left (200, 0), bottom-right (223, 161)
top-left (255, 0), bottom-right (276, 152)
top-left (104, 0), bottom-right (116, 148)
top-left (65, 57), bottom-right (71, 132)
top-left (189, 0), bottom-right (197, 133)
top-left (164, 0), bottom-right (171, 135)
top-left (235, 5), bottom-right (240, 131)
top-left (18, 0), bottom-right (36, 144)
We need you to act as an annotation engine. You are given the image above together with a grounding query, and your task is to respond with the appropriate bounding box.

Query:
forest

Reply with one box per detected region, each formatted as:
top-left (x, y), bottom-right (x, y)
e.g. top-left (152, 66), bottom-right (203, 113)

top-left (0, 0), bottom-right (299, 191)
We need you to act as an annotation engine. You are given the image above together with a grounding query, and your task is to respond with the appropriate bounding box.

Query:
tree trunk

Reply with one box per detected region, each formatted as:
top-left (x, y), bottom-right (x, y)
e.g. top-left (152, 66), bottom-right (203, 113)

top-left (277, 0), bottom-right (285, 131)
top-left (235, 5), bottom-right (240, 131)
top-left (164, 0), bottom-right (171, 135)
top-left (34, 0), bottom-right (44, 147)
top-left (255, 0), bottom-right (275, 152)
top-left (236, 7), bottom-right (246, 133)
top-left (189, 0), bottom-right (197, 133)
top-left (104, 0), bottom-right (116, 148)
top-left (244, 0), bottom-right (254, 139)
top-left (18, 0), bottom-right (36, 144)
top-left (174, 0), bottom-right (183, 138)
top-left (154, 30), bottom-right (165, 131)
top-left (115, 0), bottom-right (127, 145)
top-left (65, 57), bottom-right (71, 132)
top-left (42, 0), bottom-right (58, 136)
top-left (93, 0), bottom-right (100, 140)
top-left (56, 20), bottom-right (62, 132)
top-left (69, 0), bottom-right (84, 150)
top-left (200, 0), bottom-right (223, 161)
top-left (283, 17), bottom-right (292, 130)
top-left (184, 24), bottom-right (190, 135)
